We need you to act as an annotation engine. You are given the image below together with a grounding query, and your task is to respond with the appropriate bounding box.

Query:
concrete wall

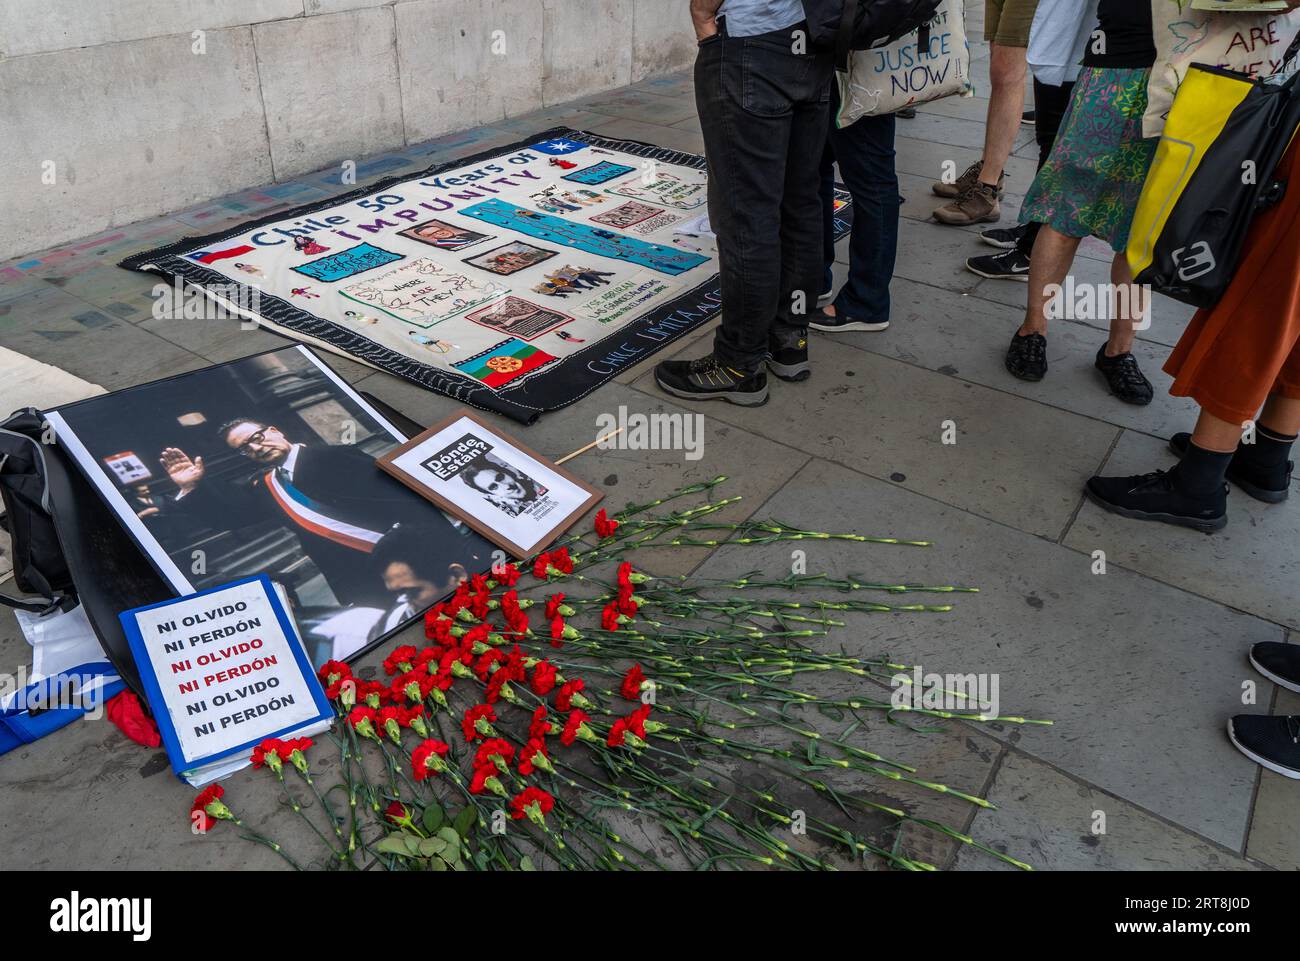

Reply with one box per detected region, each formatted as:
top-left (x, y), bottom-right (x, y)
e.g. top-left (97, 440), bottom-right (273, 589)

top-left (0, 0), bottom-right (695, 261)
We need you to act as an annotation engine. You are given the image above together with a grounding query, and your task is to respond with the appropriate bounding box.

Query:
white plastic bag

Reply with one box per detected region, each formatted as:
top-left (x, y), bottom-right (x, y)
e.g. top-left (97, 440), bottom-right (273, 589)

top-left (836, 0), bottom-right (972, 127)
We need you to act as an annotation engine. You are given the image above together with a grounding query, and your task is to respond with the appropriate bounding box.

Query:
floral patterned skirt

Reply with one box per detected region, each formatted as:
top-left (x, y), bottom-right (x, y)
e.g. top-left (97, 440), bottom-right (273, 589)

top-left (1020, 67), bottom-right (1158, 253)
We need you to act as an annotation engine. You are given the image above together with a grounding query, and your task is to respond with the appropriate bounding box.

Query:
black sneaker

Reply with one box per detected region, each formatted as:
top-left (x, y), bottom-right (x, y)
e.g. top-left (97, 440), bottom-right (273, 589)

top-left (1005, 332), bottom-right (1047, 381)
top-left (1094, 347), bottom-right (1154, 406)
top-left (654, 354), bottom-right (769, 406)
top-left (766, 327), bottom-right (810, 382)
top-left (1084, 470), bottom-right (1228, 532)
top-left (980, 224), bottom-right (1027, 250)
top-left (1168, 432), bottom-right (1292, 503)
top-left (1249, 642), bottom-right (1300, 694)
top-left (1021, 110), bottom-right (1036, 126)
top-left (809, 307), bottom-right (889, 333)
top-left (967, 248), bottom-right (1030, 281)
top-left (897, 106), bottom-right (918, 119)
top-left (1227, 715), bottom-right (1300, 779)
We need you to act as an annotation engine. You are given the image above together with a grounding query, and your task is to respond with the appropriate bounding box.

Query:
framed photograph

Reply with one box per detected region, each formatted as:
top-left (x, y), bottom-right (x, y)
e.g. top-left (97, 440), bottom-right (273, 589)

top-left (376, 411), bottom-right (603, 558)
top-left (46, 345), bottom-right (494, 668)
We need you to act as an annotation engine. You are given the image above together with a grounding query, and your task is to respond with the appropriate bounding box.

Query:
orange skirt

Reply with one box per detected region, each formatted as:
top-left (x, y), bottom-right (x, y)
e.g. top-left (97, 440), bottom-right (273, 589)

top-left (1164, 142), bottom-right (1300, 426)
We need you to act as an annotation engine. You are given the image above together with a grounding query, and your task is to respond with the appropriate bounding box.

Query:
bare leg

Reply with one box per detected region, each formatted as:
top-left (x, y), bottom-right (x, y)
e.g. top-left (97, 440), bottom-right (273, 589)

top-left (1105, 251), bottom-right (1145, 357)
top-left (1019, 225), bottom-right (1081, 336)
top-left (1259, 395), bottom-right (1300, 436)
top-left (979, 43), bottom-right (1029, 188)
top-left (1190, 410), bottom-right (1245, 454)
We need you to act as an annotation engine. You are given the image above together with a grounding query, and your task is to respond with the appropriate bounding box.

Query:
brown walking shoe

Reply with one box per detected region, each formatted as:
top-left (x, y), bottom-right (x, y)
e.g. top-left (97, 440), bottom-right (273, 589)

top-left (933, 181), bottom-right (1001, 226)
top-left (932, 160), bottom-right (1004, 199)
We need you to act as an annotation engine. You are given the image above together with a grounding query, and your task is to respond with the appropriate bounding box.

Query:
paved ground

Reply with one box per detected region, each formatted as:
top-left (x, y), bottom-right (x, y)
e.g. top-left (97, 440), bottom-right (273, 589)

top-left (1, 3), bottom-right (1295, 870)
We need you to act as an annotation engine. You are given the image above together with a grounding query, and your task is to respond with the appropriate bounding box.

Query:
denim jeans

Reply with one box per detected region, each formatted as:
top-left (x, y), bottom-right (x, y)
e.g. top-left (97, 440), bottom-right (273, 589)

top-left (819, 93), bottom-right (900, 326)
top-left (695, 22), bottom-right (834, 372)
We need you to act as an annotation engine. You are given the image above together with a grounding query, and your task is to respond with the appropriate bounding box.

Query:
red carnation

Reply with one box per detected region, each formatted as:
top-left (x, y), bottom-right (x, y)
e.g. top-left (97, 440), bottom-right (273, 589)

top-left (551, 548), bottom-right (574, 574)
top-left (485, 669), bottom-right (512, 704)
top-left (251, 738), bottom-right (286, 774)
top-left (462, 704), bottom-right (497, 741)
top-left (383, 645), bottom-right (419, 676)
top-left (474, 737), bottom-right (515, 772)
top-left (396, 703), bottom-right (425, 727)
top-left (530, 660), bottom-right (558, 696)
top-left (348, 705), bottom-right (379, 740)
top-left (355, 679), bottom-right (390, 707)
top-left (518, 737), bottom-right (550, 775)
top-left (318, 660), bottom-right (353, 700)
top-left (556, 678), bottom-right (585, 712)
top-left (494, 562), bottom-right (522, 587)
top-left (411, 738), bottom-right (450, 781)
top-left (532, 552), bottom-right (552, 579)
top-left (475, 648), bottom-right (508, 682)
top-left (510, 786), bottom-right (555, 823)
top-left (318, 660), bottom-right (351, 686)
top-left (529, 705), bottom-right (554, 740)
top-left (620, 664), bottom-right (646, 701)
top-left (627, 703), bottom-right (652, 739)
top-left (594, 508), bottom-right (619, 538)
top-left (561, 709), bottom-right (590, 746)
top-left (190, 784), bottom-right (233, 832)
top-left (545, 593), bottom-right (567, 619)
top-left (607, 717), bottom-right (628, 747)
top-left (601, 603), bottom-right (623, 632)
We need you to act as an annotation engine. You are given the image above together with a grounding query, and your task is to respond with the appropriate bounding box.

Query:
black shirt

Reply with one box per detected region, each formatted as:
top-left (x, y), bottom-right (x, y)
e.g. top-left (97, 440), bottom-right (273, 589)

top-left (1082, 0), bottom-right (1156, 70)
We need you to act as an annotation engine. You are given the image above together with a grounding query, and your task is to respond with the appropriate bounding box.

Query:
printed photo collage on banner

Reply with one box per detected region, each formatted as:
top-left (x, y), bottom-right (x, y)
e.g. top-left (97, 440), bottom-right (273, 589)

top-left (117, 130), bottom-right (803, 424)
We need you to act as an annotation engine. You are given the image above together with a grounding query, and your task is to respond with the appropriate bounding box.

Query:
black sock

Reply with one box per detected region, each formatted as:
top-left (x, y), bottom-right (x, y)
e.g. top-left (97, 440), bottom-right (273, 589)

top-left (1239, 425), bottom-right (1297, 471)
top-left (1171, 442), bottom-right (1233, 497)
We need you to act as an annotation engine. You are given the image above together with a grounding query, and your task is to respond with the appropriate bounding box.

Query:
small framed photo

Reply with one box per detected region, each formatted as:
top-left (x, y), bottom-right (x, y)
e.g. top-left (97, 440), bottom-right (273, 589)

top-left (376, 411), bottom-right (603, 558)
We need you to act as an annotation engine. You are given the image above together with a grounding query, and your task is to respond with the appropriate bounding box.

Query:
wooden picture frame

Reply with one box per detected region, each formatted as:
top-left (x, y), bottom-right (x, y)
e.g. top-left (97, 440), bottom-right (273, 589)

top-left (376, 410), bottom-right (603, 559)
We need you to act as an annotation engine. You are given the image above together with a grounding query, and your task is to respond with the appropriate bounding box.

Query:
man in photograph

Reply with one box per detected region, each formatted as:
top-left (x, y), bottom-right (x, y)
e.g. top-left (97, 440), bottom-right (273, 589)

top-left (161, 418), bottom-right (473, 609)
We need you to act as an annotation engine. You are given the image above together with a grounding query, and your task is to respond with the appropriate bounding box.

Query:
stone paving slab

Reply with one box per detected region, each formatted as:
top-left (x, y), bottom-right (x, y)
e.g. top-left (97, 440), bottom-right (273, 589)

top-left (967, 255), bottom-right (1200, 349)
top-left (953, 751), bottom-right (1263, 871)
top-left (893, 135), bottom-right (1041, 188)
top-left (818, 271), bottom-right (1202, 442)
top-left (635, 331), bottom-right (1120, 541)
top-left (0, 283), bottom-right (206, 391)
top-left (582, 114), bottom-right (705, 155)
top-left (1067, 430), bottom-right (1300, 630)
top-left (1246, 685), bottom-right (1300, 870)
top-left (686, 457), bottom-right (1283, 850)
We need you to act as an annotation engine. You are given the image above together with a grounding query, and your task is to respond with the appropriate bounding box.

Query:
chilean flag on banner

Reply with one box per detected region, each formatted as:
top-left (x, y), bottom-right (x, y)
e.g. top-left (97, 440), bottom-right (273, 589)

top-left (187, 244), bottom-right (255, 264)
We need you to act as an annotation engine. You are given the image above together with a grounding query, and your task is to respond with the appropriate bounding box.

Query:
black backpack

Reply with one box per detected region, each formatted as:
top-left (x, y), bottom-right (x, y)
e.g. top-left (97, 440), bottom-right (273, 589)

top-left (0, 409), bottom-right (74, 615)
top-left (803, 0), bottom-right (946, 67)
top-left (0, 407), bottom-right (176, 698)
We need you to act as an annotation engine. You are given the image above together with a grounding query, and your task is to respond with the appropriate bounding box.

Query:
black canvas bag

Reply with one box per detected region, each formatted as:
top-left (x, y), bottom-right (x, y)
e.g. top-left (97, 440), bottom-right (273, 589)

top-left (803, 0), bottom-right (946, 67)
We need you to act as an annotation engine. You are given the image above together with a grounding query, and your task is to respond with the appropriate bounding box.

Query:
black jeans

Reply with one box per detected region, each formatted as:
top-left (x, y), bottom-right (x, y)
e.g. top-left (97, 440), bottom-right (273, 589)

top-left (695, 23), bottom-right (834, 372)
top-left (819, 89), bottom-right (900, 326)
top-left (1017, 77), bottom-right (1077, 255)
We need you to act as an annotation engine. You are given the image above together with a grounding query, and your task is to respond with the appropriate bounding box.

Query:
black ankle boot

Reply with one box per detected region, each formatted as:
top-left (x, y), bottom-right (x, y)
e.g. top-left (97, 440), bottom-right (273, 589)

top-left (1168, 428), bottom-right (1294, 503)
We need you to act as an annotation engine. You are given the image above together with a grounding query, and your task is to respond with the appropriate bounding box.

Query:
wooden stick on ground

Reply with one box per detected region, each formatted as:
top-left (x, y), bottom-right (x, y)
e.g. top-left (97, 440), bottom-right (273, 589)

top-left (555, 427), bottom-right (624, 466)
